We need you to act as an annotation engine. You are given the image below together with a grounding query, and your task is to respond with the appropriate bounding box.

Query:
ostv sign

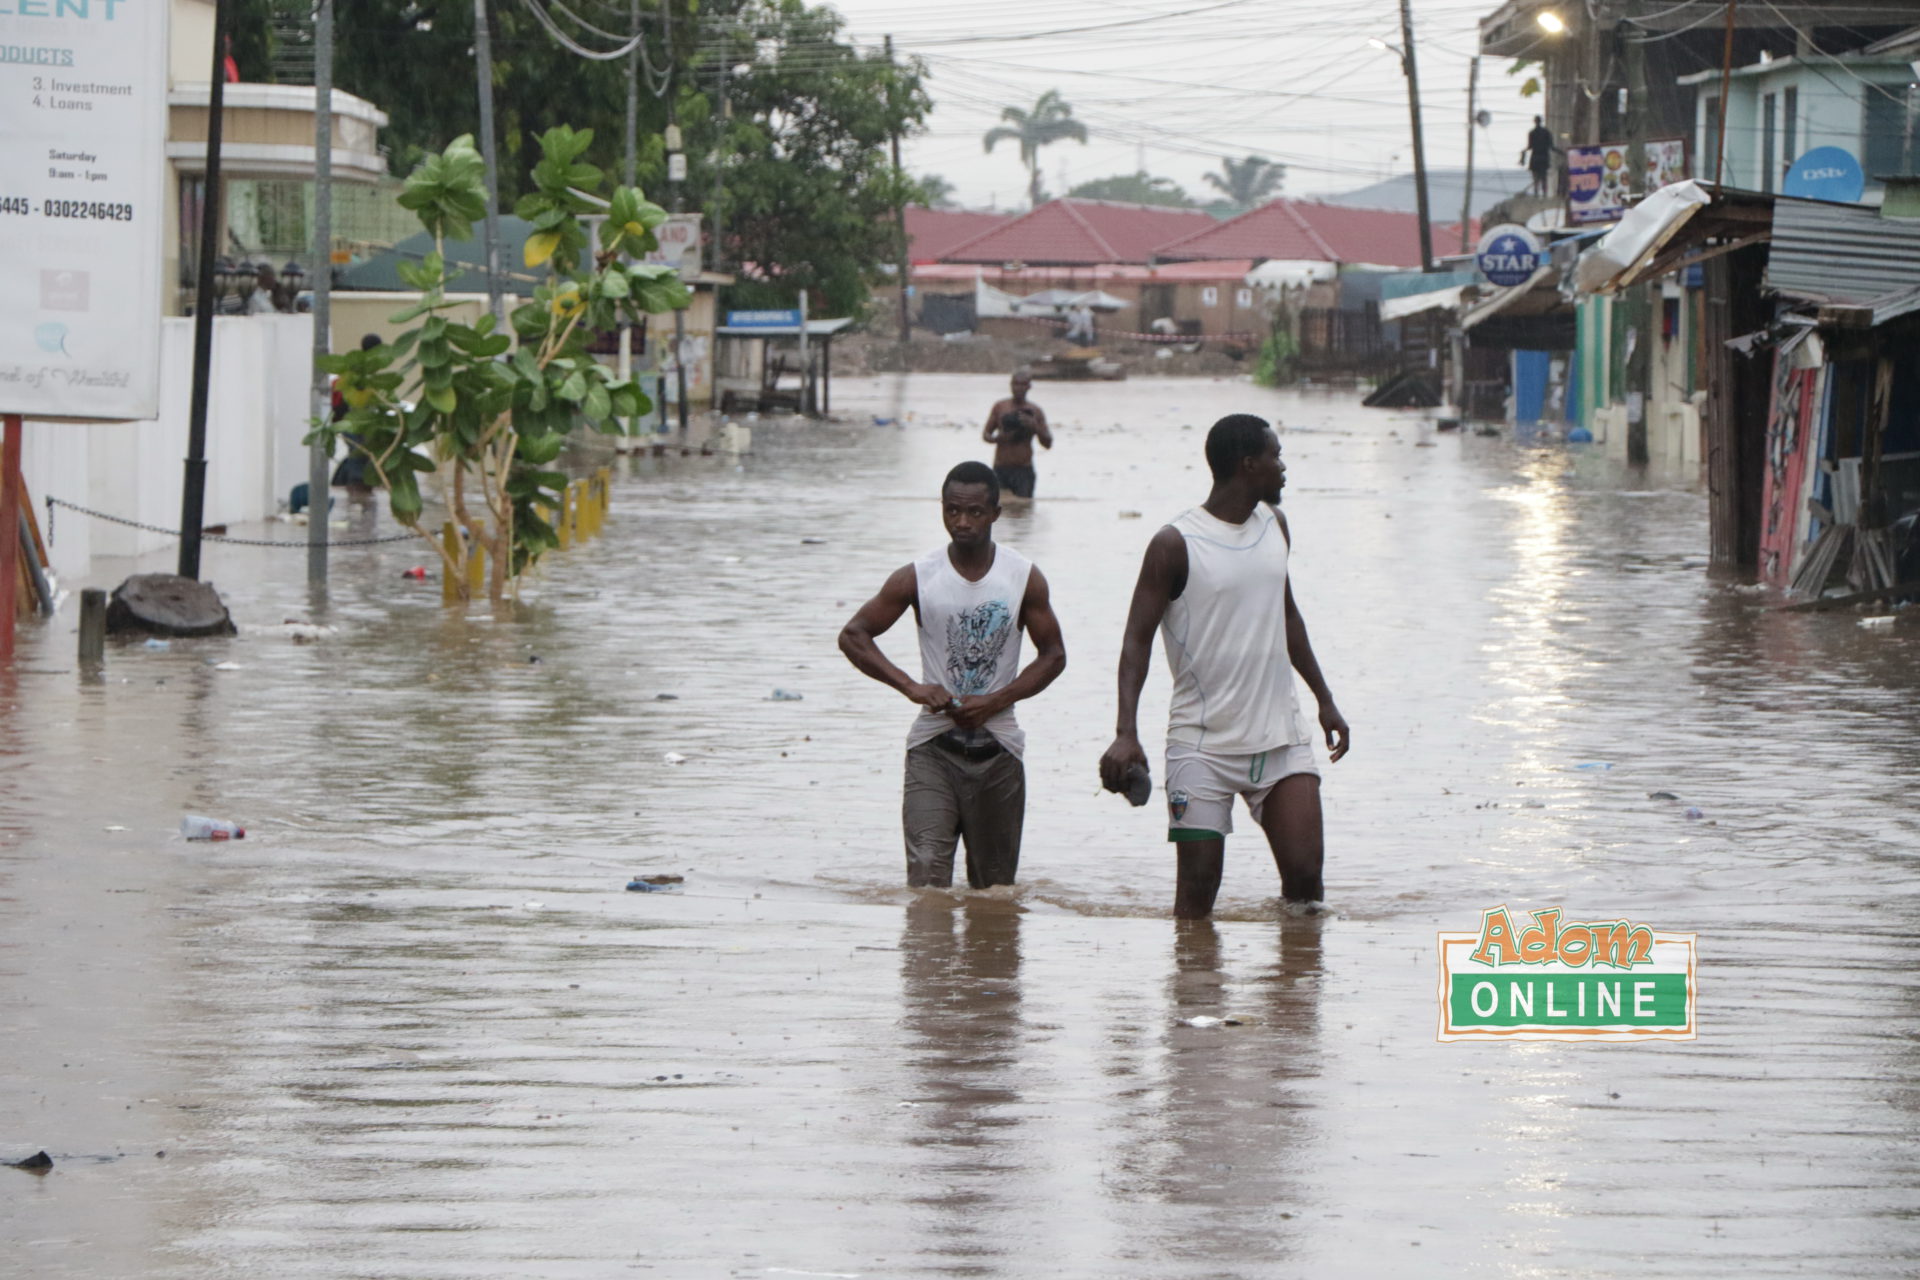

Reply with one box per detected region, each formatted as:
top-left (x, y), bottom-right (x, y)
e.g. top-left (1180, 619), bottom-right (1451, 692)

top-left (1476, 225), bottom-right (1544, 289)
top-left (1782, 147), bottom-right (1865, 205)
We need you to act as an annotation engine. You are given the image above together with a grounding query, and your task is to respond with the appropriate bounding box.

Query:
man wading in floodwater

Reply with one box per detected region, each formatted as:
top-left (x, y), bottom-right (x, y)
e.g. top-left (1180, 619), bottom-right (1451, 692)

top-left (982, 369), bottom-right (1052, 500)
top-left (1099, 415), bottom-right (1350, 918)
top-left (840, 462), bottom-right (1067, 889)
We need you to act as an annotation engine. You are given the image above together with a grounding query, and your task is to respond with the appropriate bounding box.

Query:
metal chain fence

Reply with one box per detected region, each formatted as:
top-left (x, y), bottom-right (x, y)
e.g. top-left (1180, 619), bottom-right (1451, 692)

top-left (46, 498), bottom-right (420, 548)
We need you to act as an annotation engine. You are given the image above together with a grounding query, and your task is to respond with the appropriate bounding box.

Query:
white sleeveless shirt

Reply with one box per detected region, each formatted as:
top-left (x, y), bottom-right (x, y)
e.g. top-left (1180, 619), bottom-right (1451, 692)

top-left (1161, 504), bottom-right (1309, 754)
top-left (908, 542), bottom-right (1033, 759)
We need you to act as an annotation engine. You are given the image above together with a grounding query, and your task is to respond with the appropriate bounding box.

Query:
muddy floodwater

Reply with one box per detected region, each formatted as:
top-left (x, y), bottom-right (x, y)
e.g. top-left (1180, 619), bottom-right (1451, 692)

top-left (5, 374), bottom-right (1920, 1278)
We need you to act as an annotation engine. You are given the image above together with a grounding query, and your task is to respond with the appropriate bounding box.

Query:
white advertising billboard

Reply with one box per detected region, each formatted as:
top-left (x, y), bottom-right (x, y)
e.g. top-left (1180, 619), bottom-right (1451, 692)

top-left (0, 0), bottom-right (168, 421)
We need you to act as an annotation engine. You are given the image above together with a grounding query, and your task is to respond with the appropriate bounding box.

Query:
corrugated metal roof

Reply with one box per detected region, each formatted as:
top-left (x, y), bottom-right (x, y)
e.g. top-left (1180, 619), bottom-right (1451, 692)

top-left (1766, 197), bottom-right (1920, 305)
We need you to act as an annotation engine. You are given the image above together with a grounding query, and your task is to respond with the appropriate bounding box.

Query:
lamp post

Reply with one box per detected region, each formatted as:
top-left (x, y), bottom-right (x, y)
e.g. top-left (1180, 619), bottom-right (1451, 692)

top-left (1372, 21), bottom-right (1434, 272)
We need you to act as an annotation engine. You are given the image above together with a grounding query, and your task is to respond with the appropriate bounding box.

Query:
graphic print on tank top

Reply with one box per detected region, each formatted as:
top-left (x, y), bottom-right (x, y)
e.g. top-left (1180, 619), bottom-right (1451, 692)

top-left (945, 600), bottom-right (1013, 696)
top-left (909, 543), bottom-right (1034, 758)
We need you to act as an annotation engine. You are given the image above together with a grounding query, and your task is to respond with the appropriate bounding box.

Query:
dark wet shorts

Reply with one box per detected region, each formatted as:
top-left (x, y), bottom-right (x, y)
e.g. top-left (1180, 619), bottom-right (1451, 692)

top-left (994, 465), bottom-right (1036, 499)
top-left (903, 739), bottom-right (1025, 889)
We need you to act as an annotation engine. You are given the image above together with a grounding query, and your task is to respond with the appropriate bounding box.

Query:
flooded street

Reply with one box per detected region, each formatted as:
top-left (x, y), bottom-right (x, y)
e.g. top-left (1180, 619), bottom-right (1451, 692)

top-left (5, 372), bottom-right (1920, 1277)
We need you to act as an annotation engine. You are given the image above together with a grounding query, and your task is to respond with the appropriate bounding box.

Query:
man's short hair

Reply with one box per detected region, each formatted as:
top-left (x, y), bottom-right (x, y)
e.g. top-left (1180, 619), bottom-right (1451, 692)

top-left (1205, 414), bottom-right (1274, 481)
top-left (944, 459), bottom-right (1001, 507)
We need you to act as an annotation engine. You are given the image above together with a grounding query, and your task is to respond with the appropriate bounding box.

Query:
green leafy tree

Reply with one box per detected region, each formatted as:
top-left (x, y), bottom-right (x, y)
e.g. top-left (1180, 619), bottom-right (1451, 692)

top-left (331, 0), bottom-right (699, 199)
top-left (323, 0), bottom-right (925, 315)
top-left (310, 128), bottom-right (690, 604)
top-left (693, 0), bottom-right (930, 315)
top-left (1203, 155), bottom-right (1286, 211)
top-left (1067, 171), bottom-right (1192, 208)
top-left (984, 90), bottom-right (1089, 209)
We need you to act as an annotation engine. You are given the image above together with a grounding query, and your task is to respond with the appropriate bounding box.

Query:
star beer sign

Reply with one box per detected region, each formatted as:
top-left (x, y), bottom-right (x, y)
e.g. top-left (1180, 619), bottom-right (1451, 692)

top-left (1475, 224), bottom-right (1544, 289)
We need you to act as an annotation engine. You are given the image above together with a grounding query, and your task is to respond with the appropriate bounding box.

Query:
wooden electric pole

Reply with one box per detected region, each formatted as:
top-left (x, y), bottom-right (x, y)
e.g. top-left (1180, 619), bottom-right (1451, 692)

top-left (1398, 0), bottom-right (1435, 271)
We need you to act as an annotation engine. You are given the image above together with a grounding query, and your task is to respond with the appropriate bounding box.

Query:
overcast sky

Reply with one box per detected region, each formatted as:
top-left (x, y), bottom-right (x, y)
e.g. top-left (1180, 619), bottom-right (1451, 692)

top-left (818, 0), bottom-right (1539, 210)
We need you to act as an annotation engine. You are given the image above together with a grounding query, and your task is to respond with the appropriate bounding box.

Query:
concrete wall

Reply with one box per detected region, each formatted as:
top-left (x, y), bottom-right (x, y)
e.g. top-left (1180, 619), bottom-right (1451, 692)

top-left (329, 293), bottom-right (491, 352)
top-left (1175, 280), bottom-right (1265, 336)
top-left (1582, 289), bottom-right (1702, 468)
top-left (19, 316), bottom-right (314, 584)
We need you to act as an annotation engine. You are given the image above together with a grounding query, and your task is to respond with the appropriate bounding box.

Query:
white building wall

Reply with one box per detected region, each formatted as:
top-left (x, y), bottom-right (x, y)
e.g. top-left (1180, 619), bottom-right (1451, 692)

top-left (20, 315), bottom-right (315, 584)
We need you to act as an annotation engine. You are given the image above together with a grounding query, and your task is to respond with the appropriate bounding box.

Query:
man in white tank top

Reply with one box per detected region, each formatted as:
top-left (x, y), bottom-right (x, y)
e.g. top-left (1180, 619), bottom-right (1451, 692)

top-left (1099, 415), bottom-right (1351, 918)
top-left (839, 462), bottom-right (1067, 889)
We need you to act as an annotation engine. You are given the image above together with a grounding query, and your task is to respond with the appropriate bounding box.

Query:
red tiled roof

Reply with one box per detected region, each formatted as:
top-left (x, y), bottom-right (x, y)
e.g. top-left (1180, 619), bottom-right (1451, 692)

top-left (910, 259), bottom-right (1255, 284)
top-left (1148, 258), bottom-right (1258, 280)
top-left (1154, 199), bottom-right (1479, 269)
top-left (905, 207), bottom-right (1014, 263)
top-left (942, 198), bottom-right (1217, 266)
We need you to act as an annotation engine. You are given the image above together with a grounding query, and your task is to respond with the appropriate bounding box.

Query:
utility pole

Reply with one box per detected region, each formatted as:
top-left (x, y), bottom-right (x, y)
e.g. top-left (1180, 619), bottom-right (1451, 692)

top-left (887, 35), bottom-right (910, 350)
top-left (619, 0), bottom-right (637, 436)
top-left (1623, 3), bottom-right (1651, 465)
top-left (710, 56), bottom-right (728, 274)
top-left (1715, 0), bottom-right (1737, 189)
top-left (473, 0), bottom-right (506, 322)
top-left (308, 0), bottom-right (334, 586)
top-left (664, 1), bottom-right (688, 438)
top-left (624, 0), bottom-right (638, 187)
top-left (179, 0), bottom-right (231, 580)
top-left (1461, 54), bottom-right (1479, 255)
top-left (1398, 0), bottom-right (1435, 271)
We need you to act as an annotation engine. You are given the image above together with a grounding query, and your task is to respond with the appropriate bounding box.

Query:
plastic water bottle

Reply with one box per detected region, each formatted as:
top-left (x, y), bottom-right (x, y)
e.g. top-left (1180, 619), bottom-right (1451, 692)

top-left (181, 815), bottom-right (245, 841)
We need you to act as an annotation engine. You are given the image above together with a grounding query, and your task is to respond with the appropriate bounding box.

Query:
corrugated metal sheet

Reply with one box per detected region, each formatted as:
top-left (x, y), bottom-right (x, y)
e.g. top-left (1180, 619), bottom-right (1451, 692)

top-left (1766, 197), bottom-right (1920, 305)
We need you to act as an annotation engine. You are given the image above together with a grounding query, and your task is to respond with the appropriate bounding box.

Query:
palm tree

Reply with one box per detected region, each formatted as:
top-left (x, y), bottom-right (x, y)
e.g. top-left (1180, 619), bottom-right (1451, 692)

top-left (983, 90), bottom-right (1089, 209)
top-left (1203, 155), bottom-right (1286, 211)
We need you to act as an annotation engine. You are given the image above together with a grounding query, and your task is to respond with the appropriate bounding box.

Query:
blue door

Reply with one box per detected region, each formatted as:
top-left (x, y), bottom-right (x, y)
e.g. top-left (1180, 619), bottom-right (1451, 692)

top-left (1513, 350), bottom-right (1551, 426)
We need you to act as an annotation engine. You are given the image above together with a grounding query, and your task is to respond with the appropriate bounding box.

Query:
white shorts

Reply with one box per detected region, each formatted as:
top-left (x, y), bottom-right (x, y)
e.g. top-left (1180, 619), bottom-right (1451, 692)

top-left (1165, 741), bottom-right (1319, 841)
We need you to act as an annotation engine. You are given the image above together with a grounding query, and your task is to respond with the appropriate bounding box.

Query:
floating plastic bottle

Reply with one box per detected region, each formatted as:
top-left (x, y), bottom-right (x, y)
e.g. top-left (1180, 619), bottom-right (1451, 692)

top-left (181, 815), bottom-right (246, 841)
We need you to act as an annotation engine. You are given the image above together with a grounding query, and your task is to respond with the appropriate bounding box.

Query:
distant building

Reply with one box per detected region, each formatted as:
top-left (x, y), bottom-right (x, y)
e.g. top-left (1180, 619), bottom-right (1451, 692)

top-left (939, 198), bottom-right (1215, 267)
top-left (1153, 198), bottom-right (1477, 271)
top-left (166, 0), bottom-right (391, 314)
top-left (1680, 37), bottom-right (1920, 196)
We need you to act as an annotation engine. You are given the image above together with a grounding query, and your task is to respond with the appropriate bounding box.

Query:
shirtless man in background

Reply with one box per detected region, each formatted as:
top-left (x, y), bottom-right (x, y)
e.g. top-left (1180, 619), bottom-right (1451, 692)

top-left (982, 369), bottom-right (1052, 500)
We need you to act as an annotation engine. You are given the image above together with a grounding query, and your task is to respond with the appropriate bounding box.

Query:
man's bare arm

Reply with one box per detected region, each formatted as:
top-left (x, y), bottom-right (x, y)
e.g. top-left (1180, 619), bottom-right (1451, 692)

top-left (838, 565), bottom-right (951, 712)
top-left (982, 399), bottom-right (1006, 444)
top-left (949, 568), bottom-right (1067, 731)
top-left (1275, 511), bottom-right (1350, 761)
top-left (1098, 526), bottom-right (1185, 789)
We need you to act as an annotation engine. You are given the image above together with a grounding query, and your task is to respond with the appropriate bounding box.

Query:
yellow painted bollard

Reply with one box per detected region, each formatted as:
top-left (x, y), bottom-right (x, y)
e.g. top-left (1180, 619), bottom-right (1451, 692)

top-left (441, 521), bottom-right (462, 605)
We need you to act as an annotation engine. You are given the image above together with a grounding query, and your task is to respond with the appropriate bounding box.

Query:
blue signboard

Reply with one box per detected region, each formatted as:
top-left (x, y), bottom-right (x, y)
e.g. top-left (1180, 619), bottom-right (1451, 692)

top-left (725, 309), bottom-right (803, 329)
top-left (1476, 224), bottom-right (1545, 288)
top-left (1782, 147), bottom-right (1865, 204)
